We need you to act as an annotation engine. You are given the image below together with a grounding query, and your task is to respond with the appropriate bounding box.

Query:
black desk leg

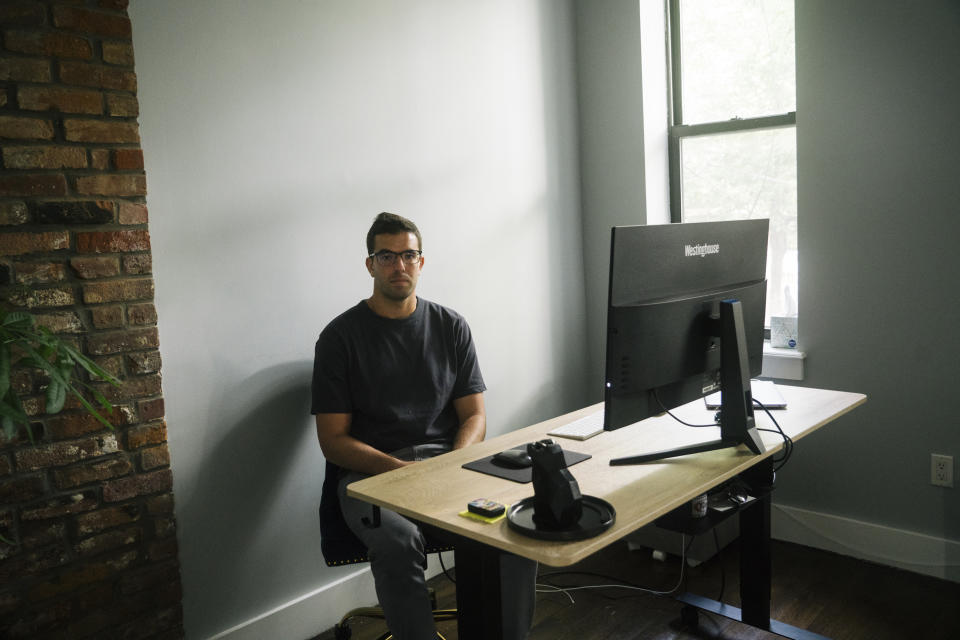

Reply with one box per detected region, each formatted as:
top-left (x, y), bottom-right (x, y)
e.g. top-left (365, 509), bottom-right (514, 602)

top-left (739, 457), bottom-right (774, 629)
top-left (738, 459), bottom-right (830, 640)
top-left (453, 536), bottom-right (504, 640)
top-left (676, 459), bottom-right (830, 640)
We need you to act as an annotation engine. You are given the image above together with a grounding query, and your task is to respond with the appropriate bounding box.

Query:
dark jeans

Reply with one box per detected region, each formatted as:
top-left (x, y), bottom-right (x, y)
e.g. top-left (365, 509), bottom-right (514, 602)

top-left (337, 444), bottom-right (537, 640)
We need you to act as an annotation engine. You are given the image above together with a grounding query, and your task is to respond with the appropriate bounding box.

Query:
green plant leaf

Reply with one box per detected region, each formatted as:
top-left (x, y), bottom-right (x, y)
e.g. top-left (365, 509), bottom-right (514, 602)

top-left (90, 385), bottom-right (115, 412)
top-left (71, 377), bottom-right (117, 414)
top-left (1, 310), bottom-right (34, 328)
top-left (69, 387), bottom-right (114, 429)
top-left (60, 343), bottom-right (120, 387)
top-left (14, 339), bottom-right (71, 387)
top-left (0, 309), bottom-right (118, 436)
top-left (45, 378), bottom-right (67, 414)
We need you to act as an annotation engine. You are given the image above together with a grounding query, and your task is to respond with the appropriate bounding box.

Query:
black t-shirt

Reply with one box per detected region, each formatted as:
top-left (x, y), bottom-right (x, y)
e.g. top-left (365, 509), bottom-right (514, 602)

top-left (311, 298), bottom-right (486, 453)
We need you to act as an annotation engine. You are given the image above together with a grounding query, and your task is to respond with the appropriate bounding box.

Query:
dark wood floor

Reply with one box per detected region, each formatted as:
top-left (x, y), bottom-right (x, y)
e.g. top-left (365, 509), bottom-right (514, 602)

top-left (312, 538), bottom-right (960, 639)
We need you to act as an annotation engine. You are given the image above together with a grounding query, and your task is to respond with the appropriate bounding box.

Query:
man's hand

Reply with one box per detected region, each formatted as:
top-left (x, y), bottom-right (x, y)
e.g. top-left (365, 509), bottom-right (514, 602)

top-left (315, 413), bottom-right (411, 475)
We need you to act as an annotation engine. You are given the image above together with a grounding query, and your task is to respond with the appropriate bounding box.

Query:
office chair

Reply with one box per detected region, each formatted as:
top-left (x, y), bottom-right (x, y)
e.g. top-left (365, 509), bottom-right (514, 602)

top-left (319, 460), bottom-right (457, 640)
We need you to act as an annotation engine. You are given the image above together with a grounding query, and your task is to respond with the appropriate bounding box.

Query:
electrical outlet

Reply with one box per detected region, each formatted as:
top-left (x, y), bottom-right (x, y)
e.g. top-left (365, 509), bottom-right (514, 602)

top-left (931, 454), bottom-right (953, 488)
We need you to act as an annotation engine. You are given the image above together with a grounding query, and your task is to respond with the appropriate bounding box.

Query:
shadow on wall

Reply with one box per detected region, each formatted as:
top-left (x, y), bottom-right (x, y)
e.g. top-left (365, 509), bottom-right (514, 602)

top-left (181, 360), bottom-right (333, 627)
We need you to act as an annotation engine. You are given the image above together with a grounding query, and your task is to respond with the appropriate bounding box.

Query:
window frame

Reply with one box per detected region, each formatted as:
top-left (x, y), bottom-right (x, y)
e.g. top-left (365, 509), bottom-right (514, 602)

top-left (665, 0), bottom-right (798, 338)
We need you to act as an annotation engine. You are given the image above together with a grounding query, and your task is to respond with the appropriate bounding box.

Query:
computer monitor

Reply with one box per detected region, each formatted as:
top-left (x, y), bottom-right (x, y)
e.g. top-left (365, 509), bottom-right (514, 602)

top-left (602, 219), bottom-right (769, 465)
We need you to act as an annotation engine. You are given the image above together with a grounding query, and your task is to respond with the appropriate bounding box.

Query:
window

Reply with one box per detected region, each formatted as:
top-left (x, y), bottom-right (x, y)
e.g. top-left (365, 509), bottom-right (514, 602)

top-left (668, 0), bottom-right (797, 327)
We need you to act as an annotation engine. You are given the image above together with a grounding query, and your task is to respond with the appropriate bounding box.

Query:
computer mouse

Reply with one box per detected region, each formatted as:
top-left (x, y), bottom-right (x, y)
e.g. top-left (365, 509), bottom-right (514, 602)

top-left (491, 449), bottom-right (532, 469)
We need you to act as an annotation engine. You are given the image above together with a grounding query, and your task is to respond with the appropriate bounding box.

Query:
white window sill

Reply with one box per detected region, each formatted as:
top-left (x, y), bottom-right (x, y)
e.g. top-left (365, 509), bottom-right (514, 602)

top-left (761, 342), bottom-right (805, 381)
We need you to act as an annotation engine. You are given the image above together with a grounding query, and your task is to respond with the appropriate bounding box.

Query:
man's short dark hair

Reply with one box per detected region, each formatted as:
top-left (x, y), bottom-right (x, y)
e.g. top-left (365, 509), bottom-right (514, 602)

top-left (366, 212), bottom-right (422, 254)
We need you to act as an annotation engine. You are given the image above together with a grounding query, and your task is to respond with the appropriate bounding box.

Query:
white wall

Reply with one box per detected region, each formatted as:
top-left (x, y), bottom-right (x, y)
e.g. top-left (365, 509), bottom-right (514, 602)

top-left (129, 1), bottom-right (587, 637)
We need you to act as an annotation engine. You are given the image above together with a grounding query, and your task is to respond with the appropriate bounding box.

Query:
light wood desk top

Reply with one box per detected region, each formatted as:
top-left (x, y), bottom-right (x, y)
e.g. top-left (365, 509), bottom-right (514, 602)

top-left (347, 385), bottom-right (866, 567)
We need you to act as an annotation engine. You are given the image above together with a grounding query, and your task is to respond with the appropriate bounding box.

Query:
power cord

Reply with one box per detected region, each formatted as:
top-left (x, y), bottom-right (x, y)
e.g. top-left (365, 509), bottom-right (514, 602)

top-left (512, 393), bottom-right (793, 614)
top-left (438, 551), bottom-right (456, 584)
top-left (536, 534), bottom-right (695, 603)
top-left (653, 389), bottom-right (795, 471)
top-left (535, 531), bottom-right (735, 639)
top-left (653, 389), bottom-right (718, 428)
top-left (753, 398), bottom-right (793, 471)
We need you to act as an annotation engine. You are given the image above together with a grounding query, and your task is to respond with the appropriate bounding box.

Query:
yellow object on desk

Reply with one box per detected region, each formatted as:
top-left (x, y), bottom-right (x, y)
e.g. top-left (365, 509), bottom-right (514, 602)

top-left (458, 508), bottom-right (508, 524)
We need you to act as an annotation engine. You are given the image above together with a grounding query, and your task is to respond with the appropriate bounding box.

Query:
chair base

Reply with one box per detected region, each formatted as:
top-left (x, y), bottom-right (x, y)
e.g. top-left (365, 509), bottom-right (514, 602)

top-left (333, 588), bottom-right (456, 640)
top-left (334, 610), bottom-right (456, 640)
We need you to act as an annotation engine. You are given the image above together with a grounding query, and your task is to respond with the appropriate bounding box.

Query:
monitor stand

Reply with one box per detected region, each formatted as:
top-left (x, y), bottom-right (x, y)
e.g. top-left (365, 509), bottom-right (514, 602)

top-left (610, 300), bottom-right (765, 466)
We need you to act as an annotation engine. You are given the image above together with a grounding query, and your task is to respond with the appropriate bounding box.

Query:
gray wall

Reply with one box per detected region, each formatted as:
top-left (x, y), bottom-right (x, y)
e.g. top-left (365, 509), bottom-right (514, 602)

top-left (574, 0), bottom-right (960, 552)
top-left (777, 1), bottom-right (960, 540)
top-left (574, 0), bottom-right (651, 388)
top-left (130, 1), bottom-right (588, 637)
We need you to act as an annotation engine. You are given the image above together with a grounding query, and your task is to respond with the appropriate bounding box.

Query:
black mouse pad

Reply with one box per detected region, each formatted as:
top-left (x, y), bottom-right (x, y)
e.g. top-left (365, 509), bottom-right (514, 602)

top-left (462, 447), bottom-right (592, 483)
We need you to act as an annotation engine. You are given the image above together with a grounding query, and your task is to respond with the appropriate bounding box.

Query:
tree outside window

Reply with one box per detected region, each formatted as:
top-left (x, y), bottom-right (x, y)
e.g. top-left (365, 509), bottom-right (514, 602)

top-left (668, 0), bottom-right (797, 326)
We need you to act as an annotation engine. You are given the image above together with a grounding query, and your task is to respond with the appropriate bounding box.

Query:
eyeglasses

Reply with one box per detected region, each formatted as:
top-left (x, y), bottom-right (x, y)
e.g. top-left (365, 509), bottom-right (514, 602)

top-left (369, 249), bottom-right (422, 267)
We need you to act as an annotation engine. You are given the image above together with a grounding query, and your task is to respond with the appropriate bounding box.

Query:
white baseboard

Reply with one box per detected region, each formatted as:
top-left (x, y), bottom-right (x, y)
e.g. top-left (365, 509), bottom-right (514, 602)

top-left (772, 503), bottom-right (960, 583)
top-left (206, 566), bottom-right (376, 640)
top-left (207, 551), bottom-right (455, 640)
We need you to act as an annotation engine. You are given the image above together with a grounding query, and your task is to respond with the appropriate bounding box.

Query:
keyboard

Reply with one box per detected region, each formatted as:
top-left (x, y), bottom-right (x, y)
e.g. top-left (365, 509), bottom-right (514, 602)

top-left (548, 411), bottom-right (604, 440)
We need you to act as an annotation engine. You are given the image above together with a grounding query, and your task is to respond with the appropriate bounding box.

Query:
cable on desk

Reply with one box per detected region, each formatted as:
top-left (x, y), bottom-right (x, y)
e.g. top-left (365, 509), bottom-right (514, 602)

top-left (653, 391), bottom-right (796, 472)
top-left (754, 398), bottom-right (793, 471)
top-left (653, 389), bottom-right (718, 429)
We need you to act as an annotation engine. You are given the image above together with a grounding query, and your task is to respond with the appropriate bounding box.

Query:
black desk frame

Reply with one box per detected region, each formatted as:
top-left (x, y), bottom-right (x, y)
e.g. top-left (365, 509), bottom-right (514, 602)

top-left (667, 459), bottom-right (828, 640)
top-left (446, 458), bottom-right (829, 640)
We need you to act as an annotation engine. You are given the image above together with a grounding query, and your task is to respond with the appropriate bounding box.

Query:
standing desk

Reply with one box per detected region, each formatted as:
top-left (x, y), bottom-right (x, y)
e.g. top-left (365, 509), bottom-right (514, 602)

top-left (348, 385), bottom-right (866, 639)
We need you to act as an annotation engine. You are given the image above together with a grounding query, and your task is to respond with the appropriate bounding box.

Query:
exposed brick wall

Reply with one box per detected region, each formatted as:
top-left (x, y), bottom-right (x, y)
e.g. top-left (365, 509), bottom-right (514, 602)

top-left (0, 1), bottom-right (183, 637)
